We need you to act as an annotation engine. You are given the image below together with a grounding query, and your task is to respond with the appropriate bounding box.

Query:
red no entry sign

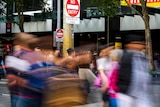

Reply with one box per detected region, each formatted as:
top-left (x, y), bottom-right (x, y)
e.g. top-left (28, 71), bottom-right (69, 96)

top-left (56, 29), bottom-right (63, 38)
top-left (66, 0), bottom-right (80, 17)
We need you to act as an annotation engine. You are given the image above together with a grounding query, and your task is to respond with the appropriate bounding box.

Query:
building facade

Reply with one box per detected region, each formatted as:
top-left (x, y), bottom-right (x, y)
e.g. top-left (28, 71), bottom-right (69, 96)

top-left (0, 0), bottom-right (160, 57)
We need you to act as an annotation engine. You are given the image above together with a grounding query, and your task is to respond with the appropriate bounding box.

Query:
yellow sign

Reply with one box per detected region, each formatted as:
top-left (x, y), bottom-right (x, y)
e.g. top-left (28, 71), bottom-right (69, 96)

top-left (115, 42), bottom-right (122, 49)
top-left (121, 0), bottom-right (160, 7)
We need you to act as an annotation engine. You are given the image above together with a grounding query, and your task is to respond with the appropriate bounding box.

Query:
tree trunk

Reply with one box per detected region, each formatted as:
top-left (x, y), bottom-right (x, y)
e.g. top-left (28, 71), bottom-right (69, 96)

top-left (145, 20), bottom-right (153, 70)
top-left (16, 0), bottom-right (24, 32)
top-left (142, 3), bottom-right (154, 70)
top-left (124, 0), bottom-right (153, 70)
top-left (18, 14), bottom-right (24, 32)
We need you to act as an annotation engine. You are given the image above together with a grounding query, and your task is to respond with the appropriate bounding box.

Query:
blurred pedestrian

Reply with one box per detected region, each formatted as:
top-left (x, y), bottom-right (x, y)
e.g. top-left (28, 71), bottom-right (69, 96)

top-left (94, 43), bottom-right (115, 107)
top-left (90, 52), bottom-right (98, 76)
top-left (107, 49), bottom-right (123, 107)
top-left (117, 34), bottom-right (154, 107)
top-left (5, 33), bottom-right (44, 107)
top-left (43, 48), bottom-right (94, 107)
top-left (5, 44), bottom-right (29, 107)
top-left (153, 51), bottom-right (160, 72)
top-left (66, 48), bottom-right (78, 73)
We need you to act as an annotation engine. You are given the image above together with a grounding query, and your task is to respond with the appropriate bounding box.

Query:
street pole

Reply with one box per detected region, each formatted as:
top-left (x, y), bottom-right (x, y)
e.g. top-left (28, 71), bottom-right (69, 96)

top-left (57, 0), bottom-right (61, 50)
top-left (107, 16), bottom-right (110, 44)
top-left (52, 0), bottom-right (56, 48)
top-left (63, 0), bottom-right (74, 57)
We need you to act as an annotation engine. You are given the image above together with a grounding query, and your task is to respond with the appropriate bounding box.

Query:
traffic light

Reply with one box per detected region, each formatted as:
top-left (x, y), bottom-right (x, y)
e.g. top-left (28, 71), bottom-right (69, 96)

top-left (6, 23), bottom-right (11, 33)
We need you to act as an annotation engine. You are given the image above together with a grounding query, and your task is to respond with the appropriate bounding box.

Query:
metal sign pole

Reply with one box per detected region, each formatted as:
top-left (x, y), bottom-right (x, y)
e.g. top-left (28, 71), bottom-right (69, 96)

top-left (57, 0), bottom-right (61, 50)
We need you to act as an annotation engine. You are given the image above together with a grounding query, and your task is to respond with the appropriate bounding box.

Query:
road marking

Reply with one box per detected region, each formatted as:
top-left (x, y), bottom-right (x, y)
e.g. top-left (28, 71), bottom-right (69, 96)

top-left (1, 79), bottom-right (8, 81)
top-left (0, 93), bottom-right (10, 96)
top-left (0, 81), bottom-right (7, 84)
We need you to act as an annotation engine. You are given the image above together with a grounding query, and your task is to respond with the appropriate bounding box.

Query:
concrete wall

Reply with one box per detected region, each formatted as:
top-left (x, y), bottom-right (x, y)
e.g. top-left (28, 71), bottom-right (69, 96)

top-left (1, 14), bottom-right (160, 34)
top-left (120, 14), bottom-right (160, 31)
top-left (11, 19), bottom-right (52, 33)
top-left (5, 17), bottom-right (105, 34)
top-left (73, 17), bottom-right (105, 33)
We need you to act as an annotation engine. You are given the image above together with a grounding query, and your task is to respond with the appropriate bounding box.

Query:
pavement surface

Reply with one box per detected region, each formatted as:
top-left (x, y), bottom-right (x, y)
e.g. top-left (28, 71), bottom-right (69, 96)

top-left (0, 79), bottom-right (10, 107)
top-left (0, 77), bottom-right (160, 107)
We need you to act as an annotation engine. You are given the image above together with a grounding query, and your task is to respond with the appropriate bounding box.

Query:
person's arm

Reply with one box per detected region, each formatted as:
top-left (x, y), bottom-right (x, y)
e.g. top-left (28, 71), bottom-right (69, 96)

top-left (96, 57), bottom-right (109, 93)
top-left (99, 69), bottom-right (108, 93)
top-left (75, 52), bottom-right (92, 65)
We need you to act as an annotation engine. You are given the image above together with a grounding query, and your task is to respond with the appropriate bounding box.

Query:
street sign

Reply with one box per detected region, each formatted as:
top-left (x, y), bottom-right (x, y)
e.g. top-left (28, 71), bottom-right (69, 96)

top-left (56, 29), bottom-right (63, 42)
top-left (66, 0), bottom-right (80, 24)
top-left (66, 0), bottom-right (80, 17)
top-left (6, 23), bottom-right (11, 33)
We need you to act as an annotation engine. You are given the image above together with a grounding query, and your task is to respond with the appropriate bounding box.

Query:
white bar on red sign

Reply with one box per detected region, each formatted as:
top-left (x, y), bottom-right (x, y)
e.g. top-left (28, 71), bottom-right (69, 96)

top-left (67, 4), bottom-right (79, 10)
top-left (57, 33), bottom-right (63, 35)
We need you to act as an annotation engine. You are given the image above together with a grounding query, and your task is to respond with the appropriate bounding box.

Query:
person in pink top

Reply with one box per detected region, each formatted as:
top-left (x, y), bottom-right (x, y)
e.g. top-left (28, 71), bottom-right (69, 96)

top-left (94, 43), bottom-right (115, 107)
top-left (107, 49), bottom-right (123, 107)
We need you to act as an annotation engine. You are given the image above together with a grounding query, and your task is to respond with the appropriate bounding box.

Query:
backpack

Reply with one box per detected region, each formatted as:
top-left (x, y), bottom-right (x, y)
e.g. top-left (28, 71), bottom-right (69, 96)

top-left (43, 73), bottom-right (88, 107)
top-left (117, 50), bottom-right (133, 94)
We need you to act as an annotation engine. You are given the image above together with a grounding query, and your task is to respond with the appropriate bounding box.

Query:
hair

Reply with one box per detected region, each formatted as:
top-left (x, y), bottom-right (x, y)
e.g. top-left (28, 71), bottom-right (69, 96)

top-left (13, 33), bottom-right (38, 50)
top-left (97, 42), bottom-right (115, 57)
top-left (98, 42), bottom-right (115, 52)
top-left (109, 49), bottom-right (123, 62)
top-left (124, 34), bottom-right (145, 44)
top-left (67, 48), bottom-right (75, 55)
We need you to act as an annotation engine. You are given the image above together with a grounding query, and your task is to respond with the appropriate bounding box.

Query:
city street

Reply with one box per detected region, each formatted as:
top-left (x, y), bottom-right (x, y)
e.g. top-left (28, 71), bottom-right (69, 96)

top-left (0, 77), bottom-right (160, 107)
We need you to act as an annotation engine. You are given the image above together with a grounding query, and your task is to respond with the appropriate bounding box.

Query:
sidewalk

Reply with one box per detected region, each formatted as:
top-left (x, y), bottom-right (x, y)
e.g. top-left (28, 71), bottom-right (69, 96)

top-left (0, 79), bottom-right (10, 107)
top-left (74, 102), bottom-right (103, 107)
top-left (0, 80), bottom-right (104, 107)
top-left (1, 77), bottom-right (160, 107)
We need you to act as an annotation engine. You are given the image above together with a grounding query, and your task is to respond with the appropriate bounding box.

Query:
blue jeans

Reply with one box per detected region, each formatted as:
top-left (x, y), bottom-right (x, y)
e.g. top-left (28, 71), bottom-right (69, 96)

top-left (11, 94), bottom-right (20, 107)
top-left (16, 97), bottom-right (42, 107)
top-left (109, 97), bottom-right (118, 107)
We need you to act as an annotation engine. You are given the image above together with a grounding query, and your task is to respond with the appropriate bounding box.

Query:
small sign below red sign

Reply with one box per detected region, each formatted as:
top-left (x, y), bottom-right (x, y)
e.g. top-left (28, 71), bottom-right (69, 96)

top-left (56, 29), bottom-right (63, 42)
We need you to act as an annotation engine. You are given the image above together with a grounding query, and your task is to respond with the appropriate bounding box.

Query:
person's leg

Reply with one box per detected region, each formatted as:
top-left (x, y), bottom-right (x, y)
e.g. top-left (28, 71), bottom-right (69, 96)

top-left (109, 97), bottom-right (118, 107)
top-left (16, 97), bottom-right (42, 107)
top-left (10, 94), bottom-right (20, 107)
top-left (102, 91), bottom-right (110, 107)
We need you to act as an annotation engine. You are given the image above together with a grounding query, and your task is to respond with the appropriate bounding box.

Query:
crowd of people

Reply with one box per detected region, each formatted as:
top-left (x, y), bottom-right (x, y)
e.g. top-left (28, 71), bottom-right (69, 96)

top-left (3, 32), bottom-right (154, 107)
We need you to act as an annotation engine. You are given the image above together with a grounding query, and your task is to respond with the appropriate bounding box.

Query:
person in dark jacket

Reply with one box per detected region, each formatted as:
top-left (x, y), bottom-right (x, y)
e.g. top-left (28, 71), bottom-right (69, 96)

top-left (117, 34), bottom-right (154, 107)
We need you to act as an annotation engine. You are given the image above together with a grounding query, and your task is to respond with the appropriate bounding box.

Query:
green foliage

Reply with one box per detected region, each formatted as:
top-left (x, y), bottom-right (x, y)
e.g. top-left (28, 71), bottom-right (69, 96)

top-left (88, 0), bottom-right (120, 17)
top-left (0, 0), bottom-right (6, 15)
top-left (0, 0), bottom-right (50, 32)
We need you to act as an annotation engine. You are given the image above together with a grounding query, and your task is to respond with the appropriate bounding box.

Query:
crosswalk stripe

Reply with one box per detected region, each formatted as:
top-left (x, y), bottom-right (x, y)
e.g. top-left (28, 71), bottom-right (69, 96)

top-left (0, 93), bottom-right (10, 97)
top-left (0, 81), bottom-right (7, 84)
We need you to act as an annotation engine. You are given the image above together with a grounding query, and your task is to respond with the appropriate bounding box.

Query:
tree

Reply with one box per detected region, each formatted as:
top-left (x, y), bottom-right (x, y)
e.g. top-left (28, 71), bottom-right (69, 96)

top-left (88, 0), bottom-right (153, 70)
top-left (0, 0), bottom-right (6, 15)
top-left (0, 0), bottom-right (50, 32)
top-left (87, 0), bottom-right (120, 44)
top-left (124, 0), bottom-right (153, 70)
